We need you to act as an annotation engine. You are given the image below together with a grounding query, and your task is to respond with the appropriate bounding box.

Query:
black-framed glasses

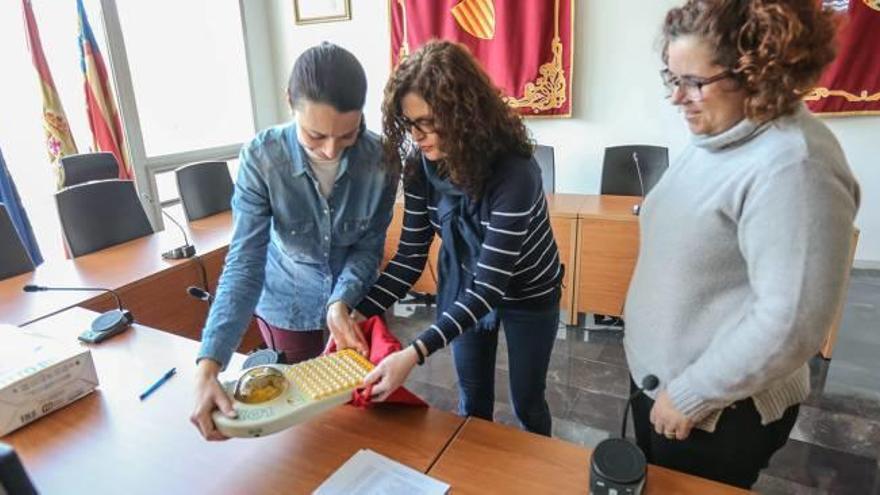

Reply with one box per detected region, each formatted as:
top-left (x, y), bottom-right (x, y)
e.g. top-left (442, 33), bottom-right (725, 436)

top-left (397, 115), bottom-right (437, 135)
top-left (660, 68), bottom-right (733, 102)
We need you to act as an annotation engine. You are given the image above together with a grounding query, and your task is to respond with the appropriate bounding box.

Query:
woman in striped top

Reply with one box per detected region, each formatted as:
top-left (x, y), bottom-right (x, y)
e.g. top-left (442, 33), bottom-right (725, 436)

top-left (355, 41), bottom-right (563, 435)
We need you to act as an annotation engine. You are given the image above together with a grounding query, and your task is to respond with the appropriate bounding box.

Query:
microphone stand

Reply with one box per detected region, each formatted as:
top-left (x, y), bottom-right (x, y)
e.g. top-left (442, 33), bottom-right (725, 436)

top-left (22, 285), bottom-right (133, 343)
top-left (632, 151), bottom-right (646, 216)
top-left (160, 209), bottom-right (196, 260)
top-left (142, 193), bottom-right (196, 260)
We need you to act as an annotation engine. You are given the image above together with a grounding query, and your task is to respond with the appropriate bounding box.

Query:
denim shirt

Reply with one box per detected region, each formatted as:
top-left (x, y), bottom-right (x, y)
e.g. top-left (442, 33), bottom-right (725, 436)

top-left (198, 123), bottom-right (396, 368)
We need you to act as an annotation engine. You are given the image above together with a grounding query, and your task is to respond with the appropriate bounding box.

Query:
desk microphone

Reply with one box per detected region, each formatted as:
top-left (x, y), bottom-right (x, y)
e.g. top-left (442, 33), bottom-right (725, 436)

top-left (22, 284), bottom-right (133, 343)
top-left (141, 193), bottom-right (196, 260)
top-left (589, 374), bottom-right (659, 494)
top-left (160, 209), bottom-right (196, 260)
top-left (187, 286), bottom-right (213, 302)
top-left (632, 152), bottom-right (646, 216)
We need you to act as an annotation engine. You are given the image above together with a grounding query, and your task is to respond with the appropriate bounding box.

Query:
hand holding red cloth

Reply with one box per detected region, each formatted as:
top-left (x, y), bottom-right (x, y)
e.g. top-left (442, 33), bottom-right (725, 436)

top-left (324, 316), bottom-right (428, 408)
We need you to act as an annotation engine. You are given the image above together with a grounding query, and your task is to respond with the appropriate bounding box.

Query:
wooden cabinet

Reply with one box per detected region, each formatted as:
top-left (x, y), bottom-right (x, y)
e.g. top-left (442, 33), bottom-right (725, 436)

top-left (545, 194), bottom-right (586, 325)
top-left (383, 195), bottom-right (585, 323)
top-left (573, 196), bottom-right (641, 319)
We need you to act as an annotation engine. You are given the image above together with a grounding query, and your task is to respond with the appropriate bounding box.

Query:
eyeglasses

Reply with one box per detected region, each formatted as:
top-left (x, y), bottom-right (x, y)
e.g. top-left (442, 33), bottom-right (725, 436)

top-left (397, 115), bottom-right (437, 135)
top-left (660, 68), bottom-right (733, 102)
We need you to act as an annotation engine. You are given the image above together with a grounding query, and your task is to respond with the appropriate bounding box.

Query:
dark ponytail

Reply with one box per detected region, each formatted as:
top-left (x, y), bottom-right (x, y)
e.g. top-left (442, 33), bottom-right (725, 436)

top-left (287, 42), bottom-right (367, 113)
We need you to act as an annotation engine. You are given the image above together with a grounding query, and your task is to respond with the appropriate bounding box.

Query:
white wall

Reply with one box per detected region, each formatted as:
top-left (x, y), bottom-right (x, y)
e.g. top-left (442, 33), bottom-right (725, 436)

top-left (255, 0), bottom-right (878, 264)
top-left (263, 0), bottom-right (391, 131)
top-left (526, 1), bottom-right (687, 194)
top-left (241, 0), bottom-right (284, 129)
top-left (823, 117), bottom-right (879, 267)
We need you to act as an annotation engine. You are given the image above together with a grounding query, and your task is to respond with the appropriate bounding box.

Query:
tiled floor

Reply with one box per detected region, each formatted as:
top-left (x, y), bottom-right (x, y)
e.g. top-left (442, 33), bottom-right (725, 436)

top-left (391, 269), bottom-right (880, 494)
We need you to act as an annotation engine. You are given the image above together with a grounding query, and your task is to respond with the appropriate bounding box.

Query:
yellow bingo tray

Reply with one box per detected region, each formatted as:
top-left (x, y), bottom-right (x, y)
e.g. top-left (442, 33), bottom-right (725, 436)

top-left (213, 349), bottom-right (374, 438)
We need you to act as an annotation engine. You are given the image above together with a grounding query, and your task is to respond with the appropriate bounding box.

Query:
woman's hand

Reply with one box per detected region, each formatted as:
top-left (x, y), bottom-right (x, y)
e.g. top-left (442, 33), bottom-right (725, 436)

top-left (650, 390), bottom-right (695, 441)
top-left (363, 346), bottom-right (419, 401)
top-left (351, 309), bottom-right (367, 323)
top-left (190, 359), bottom-right (236, 441)
top-left (326, 301), bottom-right (369, 356)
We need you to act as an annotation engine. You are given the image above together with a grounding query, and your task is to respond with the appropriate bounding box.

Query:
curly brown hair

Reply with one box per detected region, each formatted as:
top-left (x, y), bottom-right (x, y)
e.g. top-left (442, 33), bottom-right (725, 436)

top-left (382, 40), bottom-right (532, 199)
top-left (662, 0), bottom-right (838, 122)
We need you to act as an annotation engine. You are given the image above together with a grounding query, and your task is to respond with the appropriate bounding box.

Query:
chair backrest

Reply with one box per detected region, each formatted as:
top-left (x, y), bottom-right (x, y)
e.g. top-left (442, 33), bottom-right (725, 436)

top-left (55, 179), bottom-right (154, 257)
top-left (175, 161), bottom-right (234, 221)
top-left (0, 204), bottom-right (35, 280)
top-left (533, 144), bottom-right (556, 194)
top-left (0, 442), bottom-right (37, 495)
top-left (600, 145), bottom-right (669, 196)
top-left (59, 152), bottom-right (119, 187)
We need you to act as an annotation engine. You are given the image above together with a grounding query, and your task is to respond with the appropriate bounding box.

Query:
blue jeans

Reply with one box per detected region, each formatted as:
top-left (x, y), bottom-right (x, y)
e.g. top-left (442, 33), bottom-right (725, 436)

top-left (450, 303), bottom-right (560, 436)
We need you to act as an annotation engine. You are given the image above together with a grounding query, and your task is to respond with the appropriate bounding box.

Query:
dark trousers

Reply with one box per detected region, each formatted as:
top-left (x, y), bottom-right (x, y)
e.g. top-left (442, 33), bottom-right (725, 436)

top-left (256, 317), bottom-right (325, 364)
top-left (451, 304), bottom-right (560, 436)
top-left (630, 380), bottom-right (799, 488)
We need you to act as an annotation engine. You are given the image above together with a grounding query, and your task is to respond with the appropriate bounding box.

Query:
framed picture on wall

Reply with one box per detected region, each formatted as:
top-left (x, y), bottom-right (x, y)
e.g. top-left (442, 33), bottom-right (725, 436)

top-left (294, 0), bottom-right (351, 25)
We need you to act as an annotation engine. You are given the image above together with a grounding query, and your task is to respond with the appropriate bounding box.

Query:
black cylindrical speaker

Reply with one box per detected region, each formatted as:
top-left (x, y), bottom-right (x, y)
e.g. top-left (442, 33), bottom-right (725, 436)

top-left (589, 437), bottom-right (647, 494)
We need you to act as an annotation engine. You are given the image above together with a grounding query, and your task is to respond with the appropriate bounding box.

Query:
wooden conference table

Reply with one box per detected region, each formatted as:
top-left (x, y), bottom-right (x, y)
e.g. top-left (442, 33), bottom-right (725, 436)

top-left (558, 194), bottom-right (642, 324)
top-left (0, 207), bottom-right (232, 328)
top-left (383, 194), bottom-right (643, 326)
top-left (1, 195), bottom-right (642, 340)
top-left (384, 193), bottom-right (855, 359)
top-left (0, 208), bottom-right (262, 352)
top-left (5, 308), bottom-right (745, 494)
top-left (429, 418), bottom-right (748, 495)
top-left (4, 308), bottom-right (465, 495)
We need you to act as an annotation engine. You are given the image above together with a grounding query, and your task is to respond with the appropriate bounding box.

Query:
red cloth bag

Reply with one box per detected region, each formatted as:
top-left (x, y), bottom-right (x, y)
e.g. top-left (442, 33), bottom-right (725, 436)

top-left (324, 316), bottom-right (428, 408)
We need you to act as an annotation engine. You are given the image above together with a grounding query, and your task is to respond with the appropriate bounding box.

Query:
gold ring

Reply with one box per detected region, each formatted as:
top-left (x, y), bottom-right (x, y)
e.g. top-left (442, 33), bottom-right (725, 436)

top-left (664, 431), bottom-right (675, 439)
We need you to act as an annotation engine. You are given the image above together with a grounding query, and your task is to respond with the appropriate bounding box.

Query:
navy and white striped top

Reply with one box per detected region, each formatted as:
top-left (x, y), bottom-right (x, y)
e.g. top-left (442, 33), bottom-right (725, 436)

top-left (356, 153), bottom-right (562, 356)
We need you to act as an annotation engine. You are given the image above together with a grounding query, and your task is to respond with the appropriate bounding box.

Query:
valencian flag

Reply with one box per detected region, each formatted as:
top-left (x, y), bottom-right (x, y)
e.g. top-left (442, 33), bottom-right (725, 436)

top-left (0, 147), bottom-right (43, 267)
top-left (22, 0), bottom-right (78, 188)
top-left (391, 0), bottom-right (574, 117)
top-left (806, 0), bottom-right (880, 115)
top-left (77, 0), bottom-right (132, 179)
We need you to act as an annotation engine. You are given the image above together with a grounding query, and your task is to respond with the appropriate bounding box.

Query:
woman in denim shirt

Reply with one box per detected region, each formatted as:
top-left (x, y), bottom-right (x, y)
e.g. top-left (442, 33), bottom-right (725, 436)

top-left (190, 43), bottom-right (397, 440)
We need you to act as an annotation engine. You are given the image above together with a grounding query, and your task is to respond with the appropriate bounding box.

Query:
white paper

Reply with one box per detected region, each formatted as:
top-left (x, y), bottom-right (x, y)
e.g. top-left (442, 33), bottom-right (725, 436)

top-left (314, 449), bottom-right (450, 495)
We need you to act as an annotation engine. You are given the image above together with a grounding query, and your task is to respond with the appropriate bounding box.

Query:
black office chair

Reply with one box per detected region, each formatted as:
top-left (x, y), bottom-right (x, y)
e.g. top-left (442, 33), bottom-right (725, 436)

top-left (175, 161), bottom-right (234, 221)
top-left (0, 204), bottom-right (36, 280)
top-left (0, 442), bottom-right (37, 495)
top-left (59, 152), bottom-right (119, 187)
top-left (533, 144), bottom-right (556, 194)
top-left (55, 179), bottom-right (154, 257)
top-left (600, 145), bottom-right (669, 196)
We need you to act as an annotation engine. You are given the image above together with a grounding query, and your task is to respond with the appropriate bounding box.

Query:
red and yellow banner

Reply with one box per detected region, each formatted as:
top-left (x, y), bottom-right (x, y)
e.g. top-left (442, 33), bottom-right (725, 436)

top-left (77, 0), bottom-right (132, 179)
top-left (22, 0), bottom-right (78, 187)
top-left (806, 0), bottom-right (880, 116)
top-left (390, 0), bottom-right (574, 118)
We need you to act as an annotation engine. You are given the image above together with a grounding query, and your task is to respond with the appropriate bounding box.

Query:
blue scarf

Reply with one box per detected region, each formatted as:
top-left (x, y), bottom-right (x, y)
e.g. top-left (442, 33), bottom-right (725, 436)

top-left (422, 157), bottom-right (497, 331)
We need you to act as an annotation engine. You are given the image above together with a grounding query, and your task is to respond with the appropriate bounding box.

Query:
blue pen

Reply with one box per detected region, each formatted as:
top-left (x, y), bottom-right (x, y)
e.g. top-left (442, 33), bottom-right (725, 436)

top-left (139, 367), bottom-right (177, 401)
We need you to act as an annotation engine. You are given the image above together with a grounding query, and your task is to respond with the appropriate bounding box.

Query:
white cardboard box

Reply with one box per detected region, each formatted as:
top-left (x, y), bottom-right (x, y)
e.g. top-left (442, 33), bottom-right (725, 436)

top-left (0, 325), bottom-right (99, 436)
